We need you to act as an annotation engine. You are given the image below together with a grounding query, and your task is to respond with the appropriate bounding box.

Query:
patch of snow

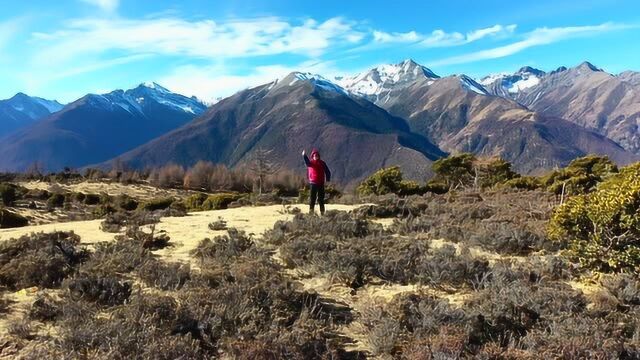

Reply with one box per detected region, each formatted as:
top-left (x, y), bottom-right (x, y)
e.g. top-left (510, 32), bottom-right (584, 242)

top-left (507, 76), bottom-right (540, 93)
top-left (459, 76), bottom-right (488, 95)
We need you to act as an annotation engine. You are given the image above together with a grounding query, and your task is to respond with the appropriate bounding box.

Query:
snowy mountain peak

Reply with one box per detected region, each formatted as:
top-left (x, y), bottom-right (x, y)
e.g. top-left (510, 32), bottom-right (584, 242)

top-left (88, 84), bottom-right (206, 116)
top-left (272, 72), bottom-right (348, 95)
top-left (334, 59), bottom-right (439, 101)
top-left (516, 66), bottom-right (545, 77)
top-left (479, 66), bottom-right (544, 96)
top-left (140, 82), bottom-right (171, 93)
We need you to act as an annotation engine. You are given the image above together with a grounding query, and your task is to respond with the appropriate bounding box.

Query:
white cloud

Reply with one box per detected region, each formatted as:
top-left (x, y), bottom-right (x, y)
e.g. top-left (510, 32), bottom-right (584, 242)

top-left (371, 24), bottom-right (517, 47)
top-left (80, 0), bottom-right (120, 12)
top-left (428, 22), bottom-right (632, 66)
top-left (31, 16), bottom-right (364, 67)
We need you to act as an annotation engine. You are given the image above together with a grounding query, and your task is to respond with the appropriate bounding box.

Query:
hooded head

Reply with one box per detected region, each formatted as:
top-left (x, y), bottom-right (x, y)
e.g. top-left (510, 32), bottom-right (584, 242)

top-left (311, 148), bottom-right (320, 161)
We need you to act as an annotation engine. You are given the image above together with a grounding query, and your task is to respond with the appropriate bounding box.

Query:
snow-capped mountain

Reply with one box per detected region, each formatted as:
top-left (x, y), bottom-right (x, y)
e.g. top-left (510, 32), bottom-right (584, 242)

top-left (0, 83), bottom-right (207, 171)
top-left (0, 93), bottom-right (64, 137)
top-left (88, 82), bottom-right (206, 116)
top-left (335, 59), bottom-right (439, 103)
top-left (479, 66), bottom-right (546, 98)
top-left (270, 72), bottom-right (349, 95)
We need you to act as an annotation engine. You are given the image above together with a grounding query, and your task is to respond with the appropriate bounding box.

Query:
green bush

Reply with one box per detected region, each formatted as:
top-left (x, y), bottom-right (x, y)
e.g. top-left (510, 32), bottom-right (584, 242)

top-left (542, 155), bottom-right (618, 195)
top-left (503, 176), bottom-right (542, 190)
top-left (0, 209), bottom-right (28, 228)
top-left (138, 197), bottom-right (175, 211)
top-left (47, 193), bottom-right (65, 208)
top-left (0, 183), bottom-right (18, 206)
top-left (357, 166), bottom-right (405, 196)
top-left (424, 180), bottom-right (449, 194)
top-left (548, 163), bottom-right (640, 273)
top-left (185, 192), bottom-right (209, 211)
top-left (92, 204), bottom-right (116, 218)
top-left (474, 158), bottom-right (518, 188)
top-left (115, 194), bottom-right (138, 211)
top-left (431, 153), bottom-right (476, 189)
top-left (201, 193), bottom-right (243, 210)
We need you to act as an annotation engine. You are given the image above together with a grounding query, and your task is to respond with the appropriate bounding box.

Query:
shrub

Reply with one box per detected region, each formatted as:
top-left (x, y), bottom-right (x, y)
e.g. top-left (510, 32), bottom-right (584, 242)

top-left (47, 193), bottom-right (65, 208)
top-left (548, 163), bottom-right (640, 273)
top-left (208, 217), bottom-right (228, 231)
top-left (0, 209), bottom-right (28, 228)
top-left (25, 188), bottom-right (50, 200)
top-left (476, 157), bottom-right (518, 187)
top-left (138, 261), bottom-right (190, 290)
top-left (65, 274), bottom-right (132, 306)
top-left (139, 197), bottom-right (175, 211)
top-left (92, 203), bottom-right (116, 218)
top-left (431, 153), bottom-right (476, 189)
top-left (504, 176), bottom-right (542, 190)
top-left (542, 155), bottom-right (618, 195)
top-left (201, 193), bottom-right (243, 210)
top-left (83, 193), bottom-right (101, 205)
top-left (357, 166), bottom-right (404, 196)
top-left (148, 163), bottom-right (185, 188)
top-left (0, 183), bottom-right (18, 206)
top-left (185, 192), bottom-right (209, 211)
top-left (115, 194), bottom-right (138, 211)
top-left (0, 232), bottom-right (89, 290)
top-left (72, 192), bottom-right (86, 203)
top-left (29, 294), bottom-right (62, 321)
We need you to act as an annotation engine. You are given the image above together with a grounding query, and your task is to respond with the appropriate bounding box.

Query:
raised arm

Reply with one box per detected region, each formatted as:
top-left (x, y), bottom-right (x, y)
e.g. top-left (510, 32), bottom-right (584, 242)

top-left (302, 150), bottom-right (311, 167)
top-left (323, 161), bottom-right (331, 182)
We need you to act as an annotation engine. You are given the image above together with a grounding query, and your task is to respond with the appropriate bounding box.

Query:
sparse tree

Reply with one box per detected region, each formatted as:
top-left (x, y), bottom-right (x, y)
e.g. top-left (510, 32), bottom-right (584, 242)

top-left (248, 148), bottom-right (280, 195)
top-left (26, 161), bottom-right (43, 178)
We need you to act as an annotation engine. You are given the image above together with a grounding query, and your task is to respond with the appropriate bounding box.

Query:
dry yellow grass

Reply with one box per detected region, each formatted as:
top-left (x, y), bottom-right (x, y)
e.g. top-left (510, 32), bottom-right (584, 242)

top-left (18, 180), bottom-right (189, 199)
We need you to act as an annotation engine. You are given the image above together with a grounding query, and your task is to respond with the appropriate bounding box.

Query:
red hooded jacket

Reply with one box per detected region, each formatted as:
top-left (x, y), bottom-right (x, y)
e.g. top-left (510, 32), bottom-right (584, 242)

top-left (303, 149), bottom-right (331, 185)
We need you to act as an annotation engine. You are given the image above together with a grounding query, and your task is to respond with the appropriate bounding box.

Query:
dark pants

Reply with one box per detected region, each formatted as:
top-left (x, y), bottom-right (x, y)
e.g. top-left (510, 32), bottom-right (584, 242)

top-left (309, 183), bottom-right (325, 214)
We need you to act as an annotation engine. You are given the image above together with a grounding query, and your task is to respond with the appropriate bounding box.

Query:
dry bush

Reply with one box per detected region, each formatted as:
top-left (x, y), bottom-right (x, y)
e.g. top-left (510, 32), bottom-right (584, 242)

top-left (387, 190), bottom-right (557, 255)
top-left (148, 163), bottom-right (185, 188)
top-left (65, 273), bottom-right (132, 306)
top-left (191, 228), bottom-right (256, 262)
top-left (29, 294), bottom-right (62, 321)
top-left (183, 161), bottom-right (216, 191)
top-left (0, 208), bottom-right (29, 228)
top-left (80, 237), bottom-right (152, 277)
top-left (208, 216), bottom-right (227, 230)
top-left (269, 211), bottom-right (490, 289)
top-left (0, 232), bottom-right (89, 290)
top-left (138, 261), bottom-right (190, 291)
top-left (264, 211), bottom-right (384, 246)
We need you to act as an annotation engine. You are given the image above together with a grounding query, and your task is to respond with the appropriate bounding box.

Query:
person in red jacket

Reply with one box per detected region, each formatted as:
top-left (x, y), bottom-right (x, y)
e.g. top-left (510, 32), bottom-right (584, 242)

top-left (302, 148), bottom-right (331, 215)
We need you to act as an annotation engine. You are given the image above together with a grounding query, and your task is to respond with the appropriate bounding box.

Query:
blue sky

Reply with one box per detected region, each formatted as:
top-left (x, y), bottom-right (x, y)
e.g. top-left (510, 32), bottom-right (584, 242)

top-left (1, 0), bottom-right (639, 103)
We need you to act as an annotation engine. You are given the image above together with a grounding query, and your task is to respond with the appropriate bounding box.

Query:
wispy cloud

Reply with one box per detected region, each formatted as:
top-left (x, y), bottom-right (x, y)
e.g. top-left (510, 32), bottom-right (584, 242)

top-left (428, 22), bottom-right (634, 66)
top-left (31, 16), bottom-right (364, 67)
top-left (0, 17), bottom-right (27, 55)
top-left (372, 24), bottom-right (517, 47)
top-left (79, 0), bottom-right (120, 12)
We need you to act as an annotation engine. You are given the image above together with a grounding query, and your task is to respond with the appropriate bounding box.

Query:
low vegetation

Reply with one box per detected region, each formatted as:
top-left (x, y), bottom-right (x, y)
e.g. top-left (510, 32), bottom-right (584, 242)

top-left (1, 153), bottom-right (640, 358)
